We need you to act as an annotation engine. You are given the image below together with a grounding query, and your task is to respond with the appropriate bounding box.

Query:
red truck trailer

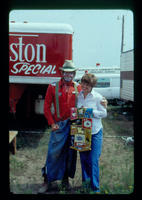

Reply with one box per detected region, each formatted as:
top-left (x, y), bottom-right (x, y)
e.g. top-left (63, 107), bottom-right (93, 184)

top-left (9, 22), bottom-right (73, 127)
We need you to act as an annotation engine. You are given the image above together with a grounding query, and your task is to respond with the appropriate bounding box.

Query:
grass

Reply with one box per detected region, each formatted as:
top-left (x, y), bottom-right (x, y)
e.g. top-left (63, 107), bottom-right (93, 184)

top-left (9, 105), bottom-right (134, 194)
top-left (99, 137), bottom-right (134, 194)
top-left (99, 107), bottom-right (134, 194)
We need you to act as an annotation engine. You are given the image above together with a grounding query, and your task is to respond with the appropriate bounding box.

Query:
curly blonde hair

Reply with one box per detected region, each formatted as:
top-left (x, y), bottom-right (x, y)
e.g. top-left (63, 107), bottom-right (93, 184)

top-left (81, 73), bottom-right (97, 87)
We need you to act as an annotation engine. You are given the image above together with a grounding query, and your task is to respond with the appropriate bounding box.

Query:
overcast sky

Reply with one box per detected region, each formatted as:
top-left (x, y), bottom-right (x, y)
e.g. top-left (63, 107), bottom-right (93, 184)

top-left (9, 9), bottom-right (134, 68)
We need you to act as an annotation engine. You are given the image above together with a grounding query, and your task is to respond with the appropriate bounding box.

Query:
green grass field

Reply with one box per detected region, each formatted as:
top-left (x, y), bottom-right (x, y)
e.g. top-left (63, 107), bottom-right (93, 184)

top-left (9, 106), bottom-right (134, 194)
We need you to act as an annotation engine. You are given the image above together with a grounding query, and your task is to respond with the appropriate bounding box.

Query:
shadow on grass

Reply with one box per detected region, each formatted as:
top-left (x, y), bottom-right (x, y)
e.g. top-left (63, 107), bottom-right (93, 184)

top-left (16, 128), bottom-right (50, 149)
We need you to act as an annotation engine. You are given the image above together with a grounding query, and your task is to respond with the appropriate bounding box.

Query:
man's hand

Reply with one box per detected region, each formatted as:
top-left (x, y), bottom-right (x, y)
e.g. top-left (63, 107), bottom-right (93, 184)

top-left (100, 97), bottom-right (108, 108)
top-left (51, 123), bottom-right (59, 131)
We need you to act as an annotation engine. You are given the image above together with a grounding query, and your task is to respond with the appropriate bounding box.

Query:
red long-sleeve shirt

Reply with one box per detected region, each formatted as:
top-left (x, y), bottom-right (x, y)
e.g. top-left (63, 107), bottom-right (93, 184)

top-left (44, 78), bottom-right (82, 125)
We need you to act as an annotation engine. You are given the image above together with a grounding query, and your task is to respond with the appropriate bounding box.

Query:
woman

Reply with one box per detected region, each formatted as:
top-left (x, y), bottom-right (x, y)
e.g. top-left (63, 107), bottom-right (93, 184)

top-left (77, 73), bottom-right (107, 193)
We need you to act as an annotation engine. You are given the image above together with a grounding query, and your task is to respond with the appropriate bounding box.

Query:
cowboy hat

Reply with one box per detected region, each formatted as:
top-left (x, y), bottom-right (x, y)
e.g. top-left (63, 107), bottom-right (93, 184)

top-left (59, 60), bottom-right (77, 72)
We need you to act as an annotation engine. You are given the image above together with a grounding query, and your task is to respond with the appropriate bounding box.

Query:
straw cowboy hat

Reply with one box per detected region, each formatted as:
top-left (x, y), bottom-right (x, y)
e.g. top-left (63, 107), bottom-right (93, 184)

top-left (59, 60), bottom-right (77, 72)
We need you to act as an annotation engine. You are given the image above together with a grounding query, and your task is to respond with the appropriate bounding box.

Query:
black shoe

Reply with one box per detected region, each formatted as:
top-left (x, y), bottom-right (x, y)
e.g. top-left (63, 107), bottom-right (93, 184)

top-left (38, 182), bottom-right (52, 193)
top-left (38, 183), bottom-right (48, 193)
top-left (61, 178), bottom-right (71, 191)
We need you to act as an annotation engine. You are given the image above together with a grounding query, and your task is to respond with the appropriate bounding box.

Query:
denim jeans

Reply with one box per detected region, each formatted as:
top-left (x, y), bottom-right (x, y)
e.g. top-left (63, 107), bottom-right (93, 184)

top-left (79, 128), bottom-right (103, 192)
top-left (42, 119), bottom-right (77, 183)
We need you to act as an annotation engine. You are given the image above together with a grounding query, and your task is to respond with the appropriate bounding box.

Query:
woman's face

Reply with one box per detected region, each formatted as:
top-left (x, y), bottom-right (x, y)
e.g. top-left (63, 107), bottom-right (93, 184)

top-left (81, 82), bottom-right (92, 94)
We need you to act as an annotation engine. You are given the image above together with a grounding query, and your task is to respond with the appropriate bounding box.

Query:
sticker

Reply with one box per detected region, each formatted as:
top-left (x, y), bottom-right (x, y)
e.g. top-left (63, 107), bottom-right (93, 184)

top-left (77, 108), bottom-right (85, 118)
top-left (74, 134), bottom-right (85, 143)
top-left (70, 125), bottom-right (78, 135)
top-left (84, 108), bottom-right (93, 118)
top-left (82, 118), bottom-right (92, 129)
top-left (77, 126), bottom-right (84, 134)
top-left (70, 107), bottom-right (78, 120)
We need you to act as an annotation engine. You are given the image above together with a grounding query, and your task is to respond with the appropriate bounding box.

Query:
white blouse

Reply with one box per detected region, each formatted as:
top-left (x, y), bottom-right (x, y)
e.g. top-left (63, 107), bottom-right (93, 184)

top-left (77, 90), bottom-right (107, 134)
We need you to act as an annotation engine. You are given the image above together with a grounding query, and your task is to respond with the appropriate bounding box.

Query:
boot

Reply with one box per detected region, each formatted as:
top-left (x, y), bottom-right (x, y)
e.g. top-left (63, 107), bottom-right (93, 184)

top-left (61, 178), bottom-right (71, 191)
top-left (38, 182), bottom-right (52, 193)
top-left (38, 182), bottom-right (48, 193)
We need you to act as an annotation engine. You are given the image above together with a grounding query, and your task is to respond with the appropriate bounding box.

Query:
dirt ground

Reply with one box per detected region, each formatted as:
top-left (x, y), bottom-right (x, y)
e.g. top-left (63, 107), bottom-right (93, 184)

top-left (9, 107), bottom-right (134, 194)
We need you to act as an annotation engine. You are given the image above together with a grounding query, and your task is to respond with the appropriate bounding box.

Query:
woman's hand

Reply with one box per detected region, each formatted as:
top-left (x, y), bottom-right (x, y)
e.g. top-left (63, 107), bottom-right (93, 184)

top-left (100, 97), bottom-right (108, 108)
top-left (51, 123), bottom-right (59, 131)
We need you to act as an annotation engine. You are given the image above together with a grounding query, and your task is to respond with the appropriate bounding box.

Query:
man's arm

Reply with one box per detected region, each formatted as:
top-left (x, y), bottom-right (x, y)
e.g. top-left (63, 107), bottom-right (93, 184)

top-left (44, 85), bottom-right (55, 125)
top-left (100, 97), bottom-right (108, 108)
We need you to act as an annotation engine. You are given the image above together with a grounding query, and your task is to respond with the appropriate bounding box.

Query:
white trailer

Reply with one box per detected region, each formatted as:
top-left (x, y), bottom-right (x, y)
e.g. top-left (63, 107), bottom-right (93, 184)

top-left (120, 49), bottom-right (134, 102)
top-left (93, 73), bottom-right (120, 100)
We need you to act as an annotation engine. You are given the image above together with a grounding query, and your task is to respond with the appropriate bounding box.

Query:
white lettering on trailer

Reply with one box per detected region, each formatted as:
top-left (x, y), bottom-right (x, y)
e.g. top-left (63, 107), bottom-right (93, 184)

top-left (18, 37), bottom-right (25, 61)
top-left (18, 63), bottom-right (28, 72)
top-left (10, 37), bottom-right (47, 63)
top-left (36, 44), bottom-right (47, 63)
top-left (24, 44), bottom-right (35, 62)
top-left (42, 65), bottom-right (56, 74)
top-left (24, 64), bottom-right (36, 74)
top-left (10, 43), bottom-right (18, 61)
top-left (51, 65), bottom-right (56, 74)
top-left (40, 65), bottom-right (46, 73)
top-left (11, 62), bottom-right (57, 75)
top-left (32, 64), bottom-right (42, 74)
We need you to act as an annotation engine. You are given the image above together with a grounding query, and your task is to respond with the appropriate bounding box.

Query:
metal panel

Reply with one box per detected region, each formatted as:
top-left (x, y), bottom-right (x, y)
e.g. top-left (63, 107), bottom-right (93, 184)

top-left (120, 50), bottom-right (134, 72)
top-left (120, 80), bottom-right (134, 101)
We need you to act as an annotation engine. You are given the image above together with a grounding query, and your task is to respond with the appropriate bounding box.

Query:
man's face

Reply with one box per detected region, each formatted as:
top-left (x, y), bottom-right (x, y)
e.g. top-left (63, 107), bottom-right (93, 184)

top-left (62, 71), bottom-right (76, 82)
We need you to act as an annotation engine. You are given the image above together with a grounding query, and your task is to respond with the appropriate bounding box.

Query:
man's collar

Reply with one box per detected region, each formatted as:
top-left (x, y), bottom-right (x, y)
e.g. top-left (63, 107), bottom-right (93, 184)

top-left (60, 78), bottom-right (74, 87)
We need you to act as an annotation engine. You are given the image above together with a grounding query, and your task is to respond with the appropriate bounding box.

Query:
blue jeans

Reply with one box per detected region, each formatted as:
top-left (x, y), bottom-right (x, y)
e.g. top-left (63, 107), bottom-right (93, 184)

top-left (42, 119), bottom-right (77, 182)
top-left (79, 128), bottom-right (103, 192)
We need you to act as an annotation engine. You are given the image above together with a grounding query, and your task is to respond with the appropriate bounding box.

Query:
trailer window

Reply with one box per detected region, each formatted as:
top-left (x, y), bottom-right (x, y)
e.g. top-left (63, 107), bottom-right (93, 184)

top-left (96, 78), bottom-right (110, 88)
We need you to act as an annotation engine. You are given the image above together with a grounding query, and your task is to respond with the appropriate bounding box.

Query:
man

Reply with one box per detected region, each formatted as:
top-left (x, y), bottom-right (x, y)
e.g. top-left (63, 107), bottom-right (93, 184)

top-left (39, 60), bottom-right (107, 193)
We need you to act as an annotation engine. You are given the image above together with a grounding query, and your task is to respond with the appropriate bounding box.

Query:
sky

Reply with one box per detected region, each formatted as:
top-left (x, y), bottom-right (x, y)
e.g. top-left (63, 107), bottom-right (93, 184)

top-left (9, 9), bottom-right (134, 68)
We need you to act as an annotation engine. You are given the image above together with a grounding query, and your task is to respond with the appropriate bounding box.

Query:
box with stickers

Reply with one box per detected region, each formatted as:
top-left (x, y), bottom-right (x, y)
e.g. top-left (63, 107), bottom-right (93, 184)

top-left (70, 107), bottom-right (93, 151)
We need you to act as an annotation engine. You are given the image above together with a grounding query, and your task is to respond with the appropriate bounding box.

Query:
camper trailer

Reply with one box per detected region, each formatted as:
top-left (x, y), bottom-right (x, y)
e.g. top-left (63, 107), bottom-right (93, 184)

top-left (94, 73), bottom-right (120, 101)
